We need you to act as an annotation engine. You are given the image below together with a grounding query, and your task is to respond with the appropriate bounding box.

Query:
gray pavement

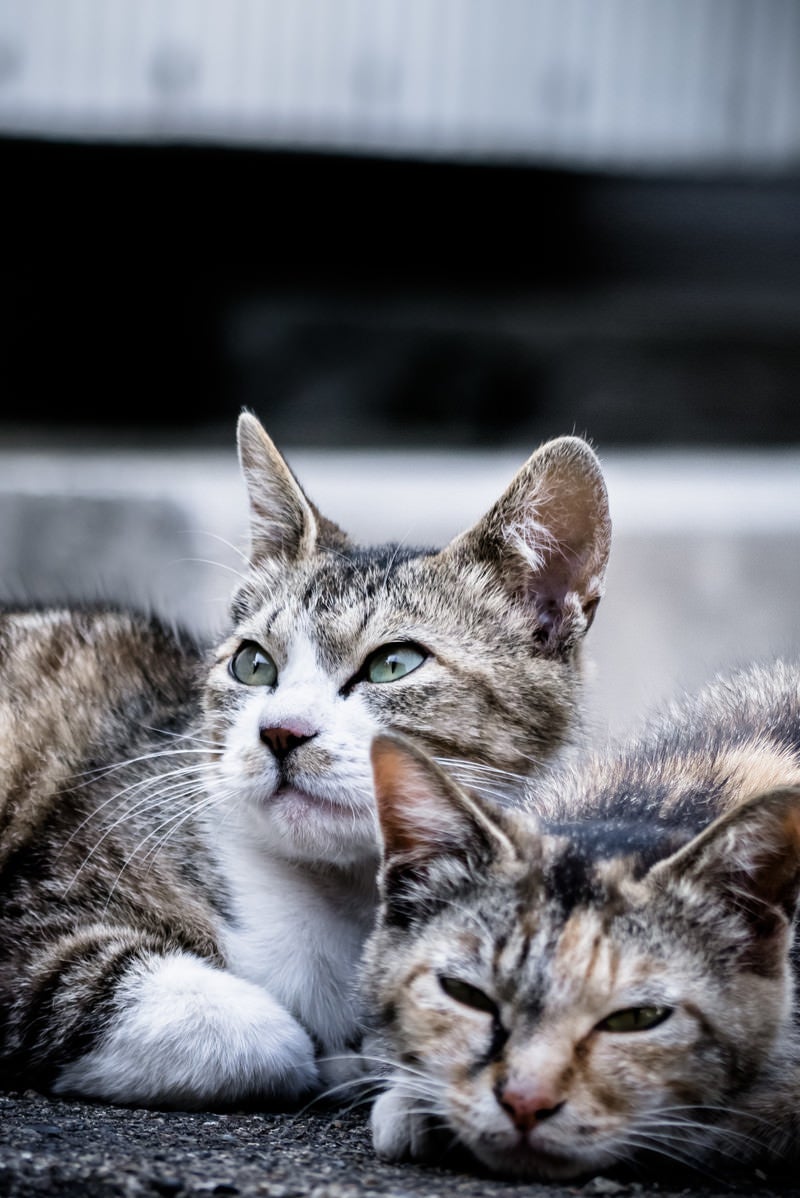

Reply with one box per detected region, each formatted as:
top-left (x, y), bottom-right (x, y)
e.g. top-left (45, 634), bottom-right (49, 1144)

top-left (0, 1089), bottom-right (793, 1198)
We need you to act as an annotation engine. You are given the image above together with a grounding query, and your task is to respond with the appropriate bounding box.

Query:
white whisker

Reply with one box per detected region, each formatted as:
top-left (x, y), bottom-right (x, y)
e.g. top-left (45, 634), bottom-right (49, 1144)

top-left (195, 529), bottom-right (250, 565)
top-left (101, 790), bottom-right (229, 907)
top-left (60, 761), bottom-right (215, 856)
top-left (177, 556), bottom-right (253, 586)
top-left (67, 746), bottom-right (214, 786)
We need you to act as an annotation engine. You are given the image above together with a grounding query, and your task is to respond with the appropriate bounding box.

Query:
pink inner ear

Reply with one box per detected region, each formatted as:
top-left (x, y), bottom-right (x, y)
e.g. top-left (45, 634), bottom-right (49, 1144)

top-left (532, 597), bottom-right (564, 641)
top-left (371, 739), bottom-right (473, 859)
top-left (504, 474), bottom-right (608, 641)
top-left (527, 583), bottom-right (589, 651)
top-left (371, 746), bottom-right (424, 856)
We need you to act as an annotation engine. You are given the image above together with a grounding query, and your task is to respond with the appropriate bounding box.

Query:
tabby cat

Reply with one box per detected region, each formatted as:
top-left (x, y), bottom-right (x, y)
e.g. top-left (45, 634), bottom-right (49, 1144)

top-left (364, 661), bottom-right (800, 1179)
top-left (0, 413), bottom-right (610, 1108)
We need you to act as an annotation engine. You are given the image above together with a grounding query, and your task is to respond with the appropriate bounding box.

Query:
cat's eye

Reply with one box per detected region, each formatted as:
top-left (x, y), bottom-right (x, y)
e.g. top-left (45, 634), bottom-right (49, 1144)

top-left (364, 642), bottom-right (427, 685)
top-left (596, 1005), bottom-right (673, 1034)
top-left (438, 975), bottom-right (498, 1016)
top-left (230, 642), bottom-right (278, 687)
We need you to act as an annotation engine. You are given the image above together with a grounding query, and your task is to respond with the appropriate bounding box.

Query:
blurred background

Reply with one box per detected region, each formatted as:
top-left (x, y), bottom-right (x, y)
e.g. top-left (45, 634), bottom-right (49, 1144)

top-left (1, 0), bottom-right (799, 737)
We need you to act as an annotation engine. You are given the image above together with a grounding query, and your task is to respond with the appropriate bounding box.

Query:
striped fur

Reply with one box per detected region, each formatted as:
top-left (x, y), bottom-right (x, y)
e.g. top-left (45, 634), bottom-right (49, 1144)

top-left (364, 662), bottom-right (800, 1179)
top-left (0, 414), bottom-right (610, 1107)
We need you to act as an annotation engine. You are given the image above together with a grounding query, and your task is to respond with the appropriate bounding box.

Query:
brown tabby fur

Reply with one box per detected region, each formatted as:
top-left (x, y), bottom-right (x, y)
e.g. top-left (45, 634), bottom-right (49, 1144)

top-left (364, 661), bottom-right (800, 1180)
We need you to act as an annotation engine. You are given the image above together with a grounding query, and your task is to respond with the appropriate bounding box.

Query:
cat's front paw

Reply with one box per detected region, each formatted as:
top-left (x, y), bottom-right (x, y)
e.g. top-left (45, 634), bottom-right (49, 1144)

top-left (371, 1083), bottom-right (433, 1161)
top-left (53, 952), bottom-right (319, 1108)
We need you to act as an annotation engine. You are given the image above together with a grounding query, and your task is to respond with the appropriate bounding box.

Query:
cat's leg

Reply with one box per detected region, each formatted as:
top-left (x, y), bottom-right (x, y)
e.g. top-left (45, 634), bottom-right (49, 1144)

top-left (371, 1079), bottom-right (436, 1161)
top-left (48, 950), bottom-right (318, 1108)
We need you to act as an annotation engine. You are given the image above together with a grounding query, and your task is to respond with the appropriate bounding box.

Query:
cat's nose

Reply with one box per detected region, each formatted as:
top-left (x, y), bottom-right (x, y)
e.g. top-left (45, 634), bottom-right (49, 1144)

top-left (497, 1082), bottom-right (565, 1133)
top-left (259, 725), bottom-right (315, 761)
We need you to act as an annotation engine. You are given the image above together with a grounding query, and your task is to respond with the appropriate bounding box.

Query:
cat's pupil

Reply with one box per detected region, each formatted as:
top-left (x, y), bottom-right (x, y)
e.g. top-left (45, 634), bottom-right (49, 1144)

top-left (596, 1005), bottom-right (672, 1034)
top-left (230, 642), bottom-right (278, 687)
top-left (438, 974), bottom-right (498, 1016)
top-left (365, 643), bottom-right (427, 685)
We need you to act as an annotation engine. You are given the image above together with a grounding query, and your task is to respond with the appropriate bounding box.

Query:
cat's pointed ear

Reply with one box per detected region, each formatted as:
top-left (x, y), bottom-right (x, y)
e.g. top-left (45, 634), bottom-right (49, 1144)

top-left (443, 436), bottom-right (611, 654)
top-left (650, 785), bottom-right (800, 927)
top-left (237, 412), bottom-right (350, 563)
top-left (371, 733), bottom-right (518, 868)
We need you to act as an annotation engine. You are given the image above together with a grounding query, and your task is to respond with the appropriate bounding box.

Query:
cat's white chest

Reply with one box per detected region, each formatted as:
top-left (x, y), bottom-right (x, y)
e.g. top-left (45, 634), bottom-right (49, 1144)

top-left (217, 840), bottom-right (376, 1051)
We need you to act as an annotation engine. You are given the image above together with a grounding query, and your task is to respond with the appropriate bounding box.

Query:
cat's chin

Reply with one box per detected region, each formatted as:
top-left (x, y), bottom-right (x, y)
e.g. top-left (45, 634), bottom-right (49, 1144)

top-left (270, 781), bottom-right (363, 818)
top-left (250, 782), bottom-right (379, 867)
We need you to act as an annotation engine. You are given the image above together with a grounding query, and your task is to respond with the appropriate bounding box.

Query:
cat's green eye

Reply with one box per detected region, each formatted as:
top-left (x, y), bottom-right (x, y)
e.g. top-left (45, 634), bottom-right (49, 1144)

top-left (596, 1005), bottom-right (672, 1034)
top-left (439, 975), bottom-right (497, 1015)
top-left (365, 643), bottom-right (427, 685)
top-left (230, 642), bottom-right (278, 687)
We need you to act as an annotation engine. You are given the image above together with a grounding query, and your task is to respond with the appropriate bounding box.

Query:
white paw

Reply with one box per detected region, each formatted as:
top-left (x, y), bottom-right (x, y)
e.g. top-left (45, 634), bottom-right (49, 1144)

top-left (53, 952), bottom-right (318, 1108)
top-left (371, 1083), bottom-right (432, 1161)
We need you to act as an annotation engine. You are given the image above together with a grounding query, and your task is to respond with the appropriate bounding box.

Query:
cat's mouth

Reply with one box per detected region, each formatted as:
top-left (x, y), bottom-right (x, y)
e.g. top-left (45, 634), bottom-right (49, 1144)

top-left (270, 781), bottom-right (354, 815)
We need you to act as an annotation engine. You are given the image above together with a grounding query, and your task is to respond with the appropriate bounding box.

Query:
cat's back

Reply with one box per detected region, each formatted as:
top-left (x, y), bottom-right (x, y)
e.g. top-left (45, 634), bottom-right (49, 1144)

top-left (656, 658), bottom-right (800, 753)
top-left (642, 659), bottom-right (800, 819)
top-left (535, 660), bottom-right (800, 838)
top-left (0, 607), bottom-right (204, 852)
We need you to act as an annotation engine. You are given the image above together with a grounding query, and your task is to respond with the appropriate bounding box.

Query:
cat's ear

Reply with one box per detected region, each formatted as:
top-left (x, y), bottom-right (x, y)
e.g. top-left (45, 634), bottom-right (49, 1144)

top-left (443, 436), bottom-right (611, 654)
top-left (371, 733), bottom-right (519, 916)
top-left (650, 785), bottom-right (800, 929)
top-left (237, 412), bottom-right (350, 563)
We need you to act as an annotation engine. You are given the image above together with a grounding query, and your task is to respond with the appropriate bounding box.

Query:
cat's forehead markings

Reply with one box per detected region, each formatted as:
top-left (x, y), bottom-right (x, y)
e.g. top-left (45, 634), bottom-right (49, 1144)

top-left (280, 628), bottom-right (321, 683)
top-left (306, 545), bottom-right (429, 609)
top-left (455, 929), bottom-right (483, 959)
top-left (247, 601), bottom-right (288, 642)
top-left (554, 910), bottom-right (606, 980)
top-left (540, 839), bottom-right (605, 918)
top-left (496, 921), bottom-right (535, 979)
top-left (256, 549), bottom-right (420, 663)
top-left (540, 818), bottom-right (685, 885)
top-left (549, 909), bottom-right (621, 1002)
top-left (307, 598), bottom-right (375, 658)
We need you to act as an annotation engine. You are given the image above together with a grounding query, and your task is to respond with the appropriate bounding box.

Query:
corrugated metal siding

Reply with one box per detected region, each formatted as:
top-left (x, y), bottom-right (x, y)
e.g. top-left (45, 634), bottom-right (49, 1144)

top-left (0, 0), bottom-right (798, 170)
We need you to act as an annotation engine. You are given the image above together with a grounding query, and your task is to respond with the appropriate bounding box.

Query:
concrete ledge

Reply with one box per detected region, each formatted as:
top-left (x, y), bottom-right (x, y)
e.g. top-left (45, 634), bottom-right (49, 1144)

top-left (1, 447), bottom-right (798, 736)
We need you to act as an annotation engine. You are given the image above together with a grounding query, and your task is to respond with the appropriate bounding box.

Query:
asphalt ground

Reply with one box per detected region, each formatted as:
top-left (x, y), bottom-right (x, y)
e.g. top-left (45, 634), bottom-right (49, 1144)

top-left (1, 1090), bottom-right (799, 1198)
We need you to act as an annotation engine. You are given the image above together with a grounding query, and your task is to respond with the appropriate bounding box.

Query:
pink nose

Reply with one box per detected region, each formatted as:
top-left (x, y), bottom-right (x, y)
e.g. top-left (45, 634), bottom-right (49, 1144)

top-left (259, 726), bottom-right (314, 761)
top-left (497, 1082), bottom-right (565, 1133)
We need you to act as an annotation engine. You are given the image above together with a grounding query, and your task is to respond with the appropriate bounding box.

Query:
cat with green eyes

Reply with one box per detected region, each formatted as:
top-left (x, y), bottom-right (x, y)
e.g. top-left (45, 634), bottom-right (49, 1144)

top-left (363, 663), bottom-right (800, 1180)
top-left (0, 412), bottom-right (610, 1107)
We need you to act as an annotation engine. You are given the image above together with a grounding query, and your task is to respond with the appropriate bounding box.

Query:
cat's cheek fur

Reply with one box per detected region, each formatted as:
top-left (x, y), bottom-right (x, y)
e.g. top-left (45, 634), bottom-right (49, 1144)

top-left (51, 952), bottom-right (317, 1108)
top-left (372, 968), bottom-right (513, 1161)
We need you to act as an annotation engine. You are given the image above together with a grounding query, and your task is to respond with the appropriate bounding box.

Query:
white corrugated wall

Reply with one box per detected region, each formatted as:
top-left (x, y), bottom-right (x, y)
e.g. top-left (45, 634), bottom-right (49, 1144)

top-left (0, 0), bottom-right (798, 169)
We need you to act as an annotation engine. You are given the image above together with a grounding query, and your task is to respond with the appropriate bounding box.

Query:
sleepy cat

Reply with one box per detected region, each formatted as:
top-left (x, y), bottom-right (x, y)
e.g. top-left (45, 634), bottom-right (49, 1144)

top-left (364, 661), bottom-right (800, 1179)
top-left (0, 413), bottom-right (610, 1108)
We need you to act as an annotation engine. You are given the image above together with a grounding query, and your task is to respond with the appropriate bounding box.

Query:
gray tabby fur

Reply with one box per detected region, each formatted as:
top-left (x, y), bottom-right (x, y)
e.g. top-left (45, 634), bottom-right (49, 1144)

top-left (0, 413), bottom-right (610, 1108)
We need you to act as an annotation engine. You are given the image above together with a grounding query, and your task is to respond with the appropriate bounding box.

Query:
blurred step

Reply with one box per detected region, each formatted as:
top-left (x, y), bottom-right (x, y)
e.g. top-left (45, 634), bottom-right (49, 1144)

top-left (1, 447), bottom-right (798, 738)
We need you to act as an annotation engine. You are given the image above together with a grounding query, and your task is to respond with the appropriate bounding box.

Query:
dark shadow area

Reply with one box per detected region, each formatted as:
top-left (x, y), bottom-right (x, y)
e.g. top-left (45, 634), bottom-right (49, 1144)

top-left (3, 136), bottom-right (799, 447)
